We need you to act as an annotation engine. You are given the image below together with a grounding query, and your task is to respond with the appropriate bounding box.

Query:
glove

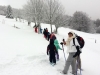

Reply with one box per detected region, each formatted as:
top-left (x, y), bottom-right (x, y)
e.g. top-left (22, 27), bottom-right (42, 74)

top-left (76, 46), bottom-right (79, 50)
top-left (60, 42), bottom-right (63, 45)
top-left (63, 39), bottom-right (65, 42)
top-left (73, 51), bottom-right (81, 58)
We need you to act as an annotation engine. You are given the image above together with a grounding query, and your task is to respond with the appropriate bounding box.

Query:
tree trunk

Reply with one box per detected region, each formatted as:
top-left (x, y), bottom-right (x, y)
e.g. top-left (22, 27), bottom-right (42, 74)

top-left (16, 18), bottom-right (17, 21)
top-left (55, 26), bottom-right (58, 34)
top-left (33, 23), bottom-right (37, 28)
top-left (50, 24), bottom-right (52, 33)
top-left (38, 23), bottom-right (40, 34)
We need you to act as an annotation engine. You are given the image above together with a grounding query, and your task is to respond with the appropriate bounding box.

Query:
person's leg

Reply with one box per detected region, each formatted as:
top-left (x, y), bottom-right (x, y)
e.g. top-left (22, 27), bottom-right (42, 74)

top-left (47, 35), bottom-right (49, 41)
top-left (77, 55), bottom-right (81, 70)
top-left (52, 53), bottom-right (56, 64)
top-left (49, 54), bottom-right (52, 63)
top-left (71, 57), bottom-right (77, 74)
top-left (56, 51), bottom-right (59, 60)
top-left (63, 53), bottom-right (75, 74)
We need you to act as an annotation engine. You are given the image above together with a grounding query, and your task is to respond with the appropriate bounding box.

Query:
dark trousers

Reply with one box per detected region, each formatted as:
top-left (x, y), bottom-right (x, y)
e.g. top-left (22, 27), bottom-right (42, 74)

top-left (47, 35), bottom-right (50, 41)
top-left (56, 52), bottom-right (59, 60)
top-left (49, 53), bottom-right (56, 64)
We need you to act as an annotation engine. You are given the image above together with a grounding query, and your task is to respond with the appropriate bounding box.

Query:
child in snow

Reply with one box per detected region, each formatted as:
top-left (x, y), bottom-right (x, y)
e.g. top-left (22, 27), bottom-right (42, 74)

top-left (40, 27), bottom-right (42, 34)
top-left (54, 37), bottom-right (62, 60)
top-left (47, 39), bottom-right (57, 65)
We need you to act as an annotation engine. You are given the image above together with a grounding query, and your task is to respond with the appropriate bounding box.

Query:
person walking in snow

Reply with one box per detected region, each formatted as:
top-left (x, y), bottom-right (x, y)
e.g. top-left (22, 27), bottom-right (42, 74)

top-left (62, 32), bottom-right (80, 75)
top-left (35, 26), bottom-right (38, 33)
top-left (47, 32), bottom-right (51, 41)
top-left (43, 28), bottom-right (46, 39)
top-left (40, 27), bottom-right (42, 34)
top-left (47, 39), bottom-right (57, 65)
top-left (74, 33), bottom-right (83, 71)
top-left (45, 28), bottom-right (48, 39)
top-left (54, 37), bottom-right (62, 60)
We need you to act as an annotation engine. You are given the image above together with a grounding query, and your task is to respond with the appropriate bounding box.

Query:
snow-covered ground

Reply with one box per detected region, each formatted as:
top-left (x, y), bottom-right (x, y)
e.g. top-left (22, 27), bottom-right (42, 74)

top-left (0, 15), bottom-right (100, 75)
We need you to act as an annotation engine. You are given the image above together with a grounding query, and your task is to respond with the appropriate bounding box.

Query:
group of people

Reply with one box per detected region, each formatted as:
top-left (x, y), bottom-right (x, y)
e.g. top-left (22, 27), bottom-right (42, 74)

top-left (46, 31), bottom-right (84, 75)
top-left (43, 28), bottom-right (56, 41)
top-left (34, 26), bottom-right (42, 33)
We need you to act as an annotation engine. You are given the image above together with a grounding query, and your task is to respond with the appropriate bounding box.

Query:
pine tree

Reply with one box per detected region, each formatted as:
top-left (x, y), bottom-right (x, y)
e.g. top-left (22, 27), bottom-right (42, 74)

top-left (6, 5), bottom-right (13, 18)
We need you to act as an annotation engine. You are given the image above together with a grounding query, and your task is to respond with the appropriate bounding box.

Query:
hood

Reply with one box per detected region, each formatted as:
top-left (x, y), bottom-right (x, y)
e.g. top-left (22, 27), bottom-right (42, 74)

top-left (54, 39), bottom-right (59, 44)
top-left (68, 31), bottom-right (75, 38)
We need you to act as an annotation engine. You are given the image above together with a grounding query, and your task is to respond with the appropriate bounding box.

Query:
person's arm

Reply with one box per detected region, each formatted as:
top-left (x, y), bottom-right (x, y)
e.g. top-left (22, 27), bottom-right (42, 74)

top-left (47, 45), bottom-right (49, 55)
top-left (63, 39), bottom-right (66, 45)
top-left (54, 46), bottom-right (57, 53)
top-left (58, 44), bottom-right (62, 50)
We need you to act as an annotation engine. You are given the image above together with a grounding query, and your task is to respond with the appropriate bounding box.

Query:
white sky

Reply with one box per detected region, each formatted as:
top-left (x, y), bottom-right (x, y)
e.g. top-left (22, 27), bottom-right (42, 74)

top-left (0, 0), bottom-right (100, 20)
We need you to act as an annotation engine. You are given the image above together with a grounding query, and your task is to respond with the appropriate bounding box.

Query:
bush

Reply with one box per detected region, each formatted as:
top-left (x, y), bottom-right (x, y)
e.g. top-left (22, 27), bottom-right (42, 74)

top-left (96, 26), bottom-right (100, 33)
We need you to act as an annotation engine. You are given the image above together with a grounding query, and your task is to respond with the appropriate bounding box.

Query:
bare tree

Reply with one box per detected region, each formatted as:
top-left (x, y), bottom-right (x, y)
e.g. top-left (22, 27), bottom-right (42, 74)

top-left (43, 0), bottom-right (64, 33)
top-left (52, 14), bottom-right (71, 33)
top-left (23, 0), bottom-right (44, 27)
top-left (23, 1), bottom-right (34, 24)
top-left (13, 9), bottom-right (23, 21)
top-left (0, 5), bottom-right (6, 16)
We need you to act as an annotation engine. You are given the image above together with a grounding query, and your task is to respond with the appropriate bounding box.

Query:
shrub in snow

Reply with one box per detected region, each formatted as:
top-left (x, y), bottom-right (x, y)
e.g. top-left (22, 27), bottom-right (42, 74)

top-left (6, 5), bottom-right (13, 19)
top-left (70, 11), bottom-right (91, 32)
top-left (96, 26), bottom-right (100, 33)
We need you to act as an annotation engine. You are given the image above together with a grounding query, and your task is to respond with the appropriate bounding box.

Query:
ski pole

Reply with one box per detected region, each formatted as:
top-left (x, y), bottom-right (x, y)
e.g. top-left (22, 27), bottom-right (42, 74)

top-left (77, 56), bottom-right (82, 75)
top-left (62, 44), bottom-right (66, 62)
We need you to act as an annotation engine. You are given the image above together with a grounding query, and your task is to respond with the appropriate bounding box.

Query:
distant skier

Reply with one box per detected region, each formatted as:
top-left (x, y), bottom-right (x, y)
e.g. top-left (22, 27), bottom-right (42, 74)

top-left (40, 27), bottom-right (42, 34)
top-left (47, 32), bottom-right (51, 41)
top-left (45, 28), bottom-right (48, 39)
top-left (43, 28), bottom-right (46, 39)
top-left (54, 37), bottom-right (62, 60)
top-left (35, 27), bottom-right (38, 33)
top-left (47, 39), bottom-right (57, 66)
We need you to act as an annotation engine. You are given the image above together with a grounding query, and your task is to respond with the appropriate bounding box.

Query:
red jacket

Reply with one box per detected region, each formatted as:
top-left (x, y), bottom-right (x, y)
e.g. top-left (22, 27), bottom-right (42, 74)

top-left (35, 27), bottom-right (38, 33)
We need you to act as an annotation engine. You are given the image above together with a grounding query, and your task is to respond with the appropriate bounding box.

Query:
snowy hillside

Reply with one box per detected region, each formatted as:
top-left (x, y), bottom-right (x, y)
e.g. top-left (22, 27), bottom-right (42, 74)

top-left (0, 15), bottom-right (100, 75)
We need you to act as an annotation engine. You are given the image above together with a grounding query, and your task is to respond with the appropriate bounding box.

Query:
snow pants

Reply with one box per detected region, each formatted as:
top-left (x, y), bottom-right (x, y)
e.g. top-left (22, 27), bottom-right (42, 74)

top-left (63, 52), bottom-right (76, 74)
top-left (49, 53), bottom-right (56, 64)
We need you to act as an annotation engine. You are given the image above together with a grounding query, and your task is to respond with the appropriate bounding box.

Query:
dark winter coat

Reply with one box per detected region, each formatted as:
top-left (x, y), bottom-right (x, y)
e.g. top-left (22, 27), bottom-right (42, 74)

top-left (47, 39), bottom-right (57, 55)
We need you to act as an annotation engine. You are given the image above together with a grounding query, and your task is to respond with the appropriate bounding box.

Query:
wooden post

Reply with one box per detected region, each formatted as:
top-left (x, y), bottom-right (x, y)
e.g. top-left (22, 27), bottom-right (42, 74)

top-left (95, 39), bottom-right (96, 43)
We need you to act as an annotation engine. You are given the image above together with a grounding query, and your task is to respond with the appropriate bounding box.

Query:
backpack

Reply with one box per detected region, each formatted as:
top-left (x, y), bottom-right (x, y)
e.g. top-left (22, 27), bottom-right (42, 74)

top-left (73, 35), bottom-right (85, 48)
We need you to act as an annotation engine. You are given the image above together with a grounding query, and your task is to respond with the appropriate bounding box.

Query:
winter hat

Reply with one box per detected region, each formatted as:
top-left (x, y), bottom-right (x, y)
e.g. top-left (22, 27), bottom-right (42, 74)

top-left (65, 31), bottom-right (75, 46)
